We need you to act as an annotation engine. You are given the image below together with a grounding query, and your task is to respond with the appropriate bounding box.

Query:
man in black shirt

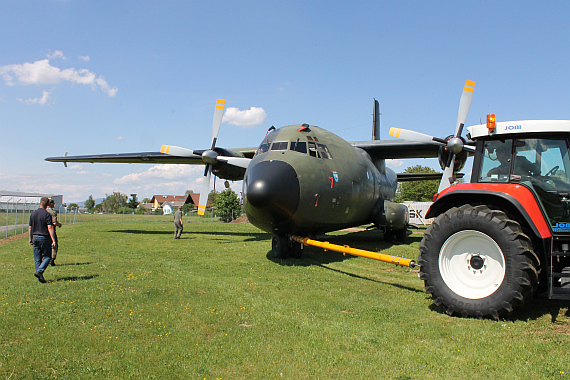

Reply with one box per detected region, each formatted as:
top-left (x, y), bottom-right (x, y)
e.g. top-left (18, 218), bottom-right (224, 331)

top-left (28, 197), bottom-right (56, 283)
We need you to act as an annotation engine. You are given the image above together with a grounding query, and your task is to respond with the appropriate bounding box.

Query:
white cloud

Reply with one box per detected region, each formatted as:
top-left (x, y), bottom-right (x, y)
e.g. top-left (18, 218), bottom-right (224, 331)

top-left (0, 57), bottom-right (118, 97)
top-left (78, 55), bottom-right (91, 62)
top-left (114, 164), bottom-right (203, 184)
top-left (17, 90), bottom-right (51, 105)
top-left (386, 159), bottom-right (404, 169)
top-left (223, 106), bottom-right (266, 127)
top-left (47, 50), bottom-right (66, 60)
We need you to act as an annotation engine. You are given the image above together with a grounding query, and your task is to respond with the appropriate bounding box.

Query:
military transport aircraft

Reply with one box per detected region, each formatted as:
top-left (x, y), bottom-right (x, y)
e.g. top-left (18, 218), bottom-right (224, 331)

top-left (46, 82), bottom-right (475, 258)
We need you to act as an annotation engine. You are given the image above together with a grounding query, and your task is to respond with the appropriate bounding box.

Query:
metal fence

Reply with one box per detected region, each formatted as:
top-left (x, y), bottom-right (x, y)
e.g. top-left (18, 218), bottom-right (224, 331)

top-left (1, 199), bottom-right (79, 239)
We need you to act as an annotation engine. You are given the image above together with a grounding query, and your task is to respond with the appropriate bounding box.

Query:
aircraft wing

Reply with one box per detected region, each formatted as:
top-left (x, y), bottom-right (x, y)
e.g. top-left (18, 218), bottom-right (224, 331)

top-left (351, 140), bottom-right (440, 159)
top-left (45, 152), bottom-right (204, 165)
top-left (45, 147), bottom-right (258, 166)
top-left (397, 172), bottom-right (464, 181)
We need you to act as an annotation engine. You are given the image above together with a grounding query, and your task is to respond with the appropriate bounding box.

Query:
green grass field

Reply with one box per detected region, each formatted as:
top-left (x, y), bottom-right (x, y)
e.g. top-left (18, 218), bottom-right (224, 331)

top-left (1, 215), bottom-right (569, 379)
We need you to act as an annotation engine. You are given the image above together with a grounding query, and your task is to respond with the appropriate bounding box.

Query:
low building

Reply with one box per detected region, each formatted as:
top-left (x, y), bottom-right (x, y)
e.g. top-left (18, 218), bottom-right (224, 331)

top-left (0, 191), bottom-right (63, 212)
top-left (150, 195), bottom-right (187, 212)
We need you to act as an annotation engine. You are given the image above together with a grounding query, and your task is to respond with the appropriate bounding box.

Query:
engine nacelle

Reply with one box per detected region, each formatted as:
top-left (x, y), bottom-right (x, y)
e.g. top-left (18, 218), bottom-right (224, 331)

top-left (211, 147), bottom-right (247, 181)
top-left (371, 199), bottom-right (409, 230)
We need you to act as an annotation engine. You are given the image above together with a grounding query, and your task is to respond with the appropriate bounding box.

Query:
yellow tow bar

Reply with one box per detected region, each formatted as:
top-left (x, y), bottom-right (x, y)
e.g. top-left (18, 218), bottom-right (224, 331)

top-left (292, 235), bottom-right (417, 268)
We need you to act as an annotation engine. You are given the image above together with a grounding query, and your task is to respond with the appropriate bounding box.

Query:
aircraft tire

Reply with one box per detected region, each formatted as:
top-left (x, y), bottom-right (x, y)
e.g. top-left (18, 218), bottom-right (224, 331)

top-left (418, 205), bottom-right (539, 319)
top-left (272, 234), bottom-right (289, 259)
top-left (396, 229), bottom-right (407, 243)
top-left (383, 230), bottom-right (394, 243)
top-left (289, 240), bottom-right (303, 259)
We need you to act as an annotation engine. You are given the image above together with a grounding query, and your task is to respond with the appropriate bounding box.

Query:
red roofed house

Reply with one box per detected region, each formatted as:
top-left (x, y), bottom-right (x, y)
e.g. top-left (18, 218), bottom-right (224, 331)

top-left (150, 195), bottom-right (187, 212)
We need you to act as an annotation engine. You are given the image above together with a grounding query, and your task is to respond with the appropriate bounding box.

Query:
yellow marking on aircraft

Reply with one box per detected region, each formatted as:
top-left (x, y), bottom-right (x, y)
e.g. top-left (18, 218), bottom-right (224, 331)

top-left (160, 145), bottom-right (170, 154)
top-left (216, 99), bottom-right (226, 109)
top-left (388, 127), bottom-right (401, 138)
top-left (463, 80), bottom-right (475, 92)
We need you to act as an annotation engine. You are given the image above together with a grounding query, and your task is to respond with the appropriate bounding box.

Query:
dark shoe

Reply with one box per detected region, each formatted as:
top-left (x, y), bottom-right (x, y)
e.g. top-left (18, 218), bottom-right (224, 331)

top-left (51, 260), bottom-right (56, 266)
top-left (34, 271), bottom-right (47, 283)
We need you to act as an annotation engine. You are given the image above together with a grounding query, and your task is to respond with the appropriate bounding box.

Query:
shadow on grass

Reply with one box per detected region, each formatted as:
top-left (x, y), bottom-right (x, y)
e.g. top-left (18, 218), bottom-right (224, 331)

top-left (56, 262), bottom-right (93, 266)
top-left (426, 294), bottom-right (570, 322)
top-left (267, 250), bottom-right (423, 293)
top-left (54, 275), bottom-right (98, 282)
top-left (109, 229), bottom-right (270, 242)
top-left (327, 229), bottom-right (424, 247)
top-left (192, 231), bottom-right (270, 242)
top-left (109, 229), bottom-right (175, 235)
top-left (508, 297), bottom-right (570, 322)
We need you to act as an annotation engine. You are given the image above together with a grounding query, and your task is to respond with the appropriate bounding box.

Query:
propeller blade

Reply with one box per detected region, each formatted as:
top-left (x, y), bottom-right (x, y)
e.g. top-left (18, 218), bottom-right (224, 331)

top-left (216, 156), bottom-right (251, 169)
top-left (454, 80), bottom-right (475, 136)
top-left (211, 99), bottom-right (226, 149)
top-left (197, 99), bottom-right (226, 216)
top-left (389, 127), bottom-right (446, 145)
top-left (160, 145), bottom-right (196, 157)
top-left (438, 159), bottom-right (456, 193)
top-left (436, 80), bottom-right (475, 193)
top-left (197, 168), bottom-right (211, 216)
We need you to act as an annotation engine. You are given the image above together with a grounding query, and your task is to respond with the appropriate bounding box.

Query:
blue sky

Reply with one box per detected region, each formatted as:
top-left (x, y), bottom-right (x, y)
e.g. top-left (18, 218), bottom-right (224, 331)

top-left (2, 1), bottom-right (570, 202)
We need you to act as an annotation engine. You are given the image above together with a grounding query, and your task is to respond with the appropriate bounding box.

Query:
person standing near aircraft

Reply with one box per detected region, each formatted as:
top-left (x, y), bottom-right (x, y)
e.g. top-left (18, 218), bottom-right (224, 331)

top-left (46, 199), bottom-right (62, 265)
top-left (174, 206), bottom-right (184, 239)
top-left (28, 197), bottom-right (56, 283)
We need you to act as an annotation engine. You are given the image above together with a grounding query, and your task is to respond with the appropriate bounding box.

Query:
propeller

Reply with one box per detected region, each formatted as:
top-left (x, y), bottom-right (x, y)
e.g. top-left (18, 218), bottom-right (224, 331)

top-left (195, 99), bottom-right (226, 215)
top-left (388, 80), bottom-right (475, 193)
top-left (159, 99), bottom-right (251, 216)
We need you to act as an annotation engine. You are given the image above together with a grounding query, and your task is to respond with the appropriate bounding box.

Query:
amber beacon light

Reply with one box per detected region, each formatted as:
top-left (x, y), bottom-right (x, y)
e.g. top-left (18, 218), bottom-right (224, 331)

top-left (486, 114), bottom-right (496, 131)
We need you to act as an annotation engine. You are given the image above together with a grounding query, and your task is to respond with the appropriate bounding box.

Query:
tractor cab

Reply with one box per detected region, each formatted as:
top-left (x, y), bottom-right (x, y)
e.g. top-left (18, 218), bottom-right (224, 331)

top-left (474, 136), bottom-right (570, 230)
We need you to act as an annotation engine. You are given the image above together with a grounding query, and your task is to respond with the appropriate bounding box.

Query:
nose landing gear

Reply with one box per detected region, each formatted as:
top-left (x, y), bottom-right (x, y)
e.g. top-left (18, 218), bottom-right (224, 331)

top-left (272, 234), bottom-right (303, 259)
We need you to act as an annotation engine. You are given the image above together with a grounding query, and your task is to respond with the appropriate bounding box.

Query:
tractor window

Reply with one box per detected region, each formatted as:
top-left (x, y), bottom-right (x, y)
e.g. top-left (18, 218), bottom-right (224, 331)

top-left (290, 141), bottom-right (307, 154)
top-left (513, 139), bottom-right (570, 179)
top-left (270, 141), bottom-right (288, 151)
top-left (480, 140), bottom-right (512, 182)
top-left (514, 138), bottom-right (570, 227)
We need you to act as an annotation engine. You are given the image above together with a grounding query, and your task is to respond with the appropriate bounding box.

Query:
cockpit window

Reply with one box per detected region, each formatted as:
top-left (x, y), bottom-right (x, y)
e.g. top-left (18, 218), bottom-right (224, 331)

top-left (290, 141), bottom-right (307, 154)
top-left (254, 143), bottom-right (270, 157)
top-left (308, 142), bottom-right (320, 158)
top-left (270, 141), bottom-right (288, 151)
top-left (317, 143), bottom-right (332, 159)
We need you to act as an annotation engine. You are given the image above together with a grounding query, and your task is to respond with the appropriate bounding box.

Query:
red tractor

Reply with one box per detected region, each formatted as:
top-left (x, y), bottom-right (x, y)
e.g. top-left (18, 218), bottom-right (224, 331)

top-left (421, 118), bottom-right (570, 318)
top-left (391, 81), bottom-right (570, 318)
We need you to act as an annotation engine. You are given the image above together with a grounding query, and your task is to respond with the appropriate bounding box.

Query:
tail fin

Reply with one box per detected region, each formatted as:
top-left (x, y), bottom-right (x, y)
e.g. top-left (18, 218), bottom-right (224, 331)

top-left (372, 99), bottom-right (380, 140)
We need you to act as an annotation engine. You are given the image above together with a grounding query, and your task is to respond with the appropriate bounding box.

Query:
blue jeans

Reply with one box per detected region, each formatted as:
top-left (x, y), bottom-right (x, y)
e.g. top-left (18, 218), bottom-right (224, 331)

top-left (33, 235), bottom-right (52, 274)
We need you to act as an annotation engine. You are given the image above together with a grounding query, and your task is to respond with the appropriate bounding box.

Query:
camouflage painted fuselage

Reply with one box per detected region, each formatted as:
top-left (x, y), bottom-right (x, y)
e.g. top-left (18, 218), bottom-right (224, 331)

top-left (243, 125), bottom-right (403, 235)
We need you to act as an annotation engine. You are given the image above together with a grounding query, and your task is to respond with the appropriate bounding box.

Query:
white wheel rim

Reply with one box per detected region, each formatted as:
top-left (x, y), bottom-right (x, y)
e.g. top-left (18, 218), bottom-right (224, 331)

top-left (439, 230), bottom-right (506, 299)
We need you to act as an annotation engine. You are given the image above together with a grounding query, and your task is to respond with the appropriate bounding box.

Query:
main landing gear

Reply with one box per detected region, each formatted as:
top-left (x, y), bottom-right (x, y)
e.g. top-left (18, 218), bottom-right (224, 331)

top-left (272, 234), bottom-right (303, 259)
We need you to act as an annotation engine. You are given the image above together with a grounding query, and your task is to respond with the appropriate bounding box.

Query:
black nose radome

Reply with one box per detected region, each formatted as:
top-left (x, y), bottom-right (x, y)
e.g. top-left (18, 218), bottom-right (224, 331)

top-left (244, 160), bottom-right (300, 223)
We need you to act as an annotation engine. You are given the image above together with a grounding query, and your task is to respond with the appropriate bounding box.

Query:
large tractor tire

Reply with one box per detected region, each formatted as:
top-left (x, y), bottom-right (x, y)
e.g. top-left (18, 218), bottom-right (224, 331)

top-left (418, 205), bottom-right (540, 319)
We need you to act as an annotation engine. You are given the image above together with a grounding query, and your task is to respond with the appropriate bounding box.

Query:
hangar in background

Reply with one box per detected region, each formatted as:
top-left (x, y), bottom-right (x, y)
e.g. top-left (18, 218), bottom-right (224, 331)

top-left (0, 191), bottom-right (63, 211)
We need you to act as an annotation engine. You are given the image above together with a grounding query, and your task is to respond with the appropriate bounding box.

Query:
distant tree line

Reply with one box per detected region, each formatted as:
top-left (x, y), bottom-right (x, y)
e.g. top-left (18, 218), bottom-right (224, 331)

top-left (83, 188), bottom-right (243, 221)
